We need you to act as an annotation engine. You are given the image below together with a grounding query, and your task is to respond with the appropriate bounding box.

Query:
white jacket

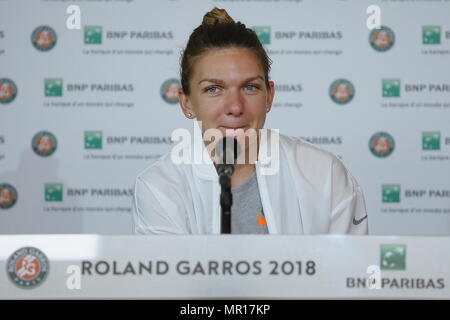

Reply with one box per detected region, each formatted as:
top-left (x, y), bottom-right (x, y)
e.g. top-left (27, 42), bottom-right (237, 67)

top-left (133, 128), bottom-right (368, 235)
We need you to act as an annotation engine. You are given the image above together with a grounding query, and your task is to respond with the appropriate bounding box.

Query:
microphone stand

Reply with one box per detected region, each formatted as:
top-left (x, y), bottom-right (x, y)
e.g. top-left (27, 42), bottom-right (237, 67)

top-left (217, 163), bottom-right (234, 234)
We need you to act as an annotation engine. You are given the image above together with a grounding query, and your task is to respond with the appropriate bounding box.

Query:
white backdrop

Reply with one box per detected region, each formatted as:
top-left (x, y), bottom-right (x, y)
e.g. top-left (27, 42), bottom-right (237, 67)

top-left (0, 0), bottom-right (449, 235)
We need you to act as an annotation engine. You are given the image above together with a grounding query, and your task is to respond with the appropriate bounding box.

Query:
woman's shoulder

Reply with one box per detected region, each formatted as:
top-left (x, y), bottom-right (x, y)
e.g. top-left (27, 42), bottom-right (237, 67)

top-left (278, 132), bottom-right (356, 188)
top-left (279, 133), bottom-right (339, 163)
top-left (135, 151), bottom-right (186, 186)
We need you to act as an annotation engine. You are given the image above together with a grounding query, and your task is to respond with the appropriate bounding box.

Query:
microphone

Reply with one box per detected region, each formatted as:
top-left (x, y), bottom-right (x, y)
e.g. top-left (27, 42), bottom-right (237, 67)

top-left (214, 137), bottom-right (241, 234)
top-left (215, 136), bottom-right (241, 176)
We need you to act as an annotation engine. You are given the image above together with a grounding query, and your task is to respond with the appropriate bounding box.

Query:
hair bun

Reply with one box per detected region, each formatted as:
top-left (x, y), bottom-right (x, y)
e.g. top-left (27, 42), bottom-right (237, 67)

top-left (202, 8), bottom-right (235, 25)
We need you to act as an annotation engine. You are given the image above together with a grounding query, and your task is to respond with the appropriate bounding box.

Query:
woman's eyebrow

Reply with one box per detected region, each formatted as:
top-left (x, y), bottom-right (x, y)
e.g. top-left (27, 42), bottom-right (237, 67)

top-left (198, 76), bottom-right (265, 85)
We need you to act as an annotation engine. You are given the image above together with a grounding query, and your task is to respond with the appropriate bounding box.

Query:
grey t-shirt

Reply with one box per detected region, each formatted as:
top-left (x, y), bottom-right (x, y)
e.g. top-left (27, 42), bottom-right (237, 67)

top-left (230, 171), bottom-right (269, 234)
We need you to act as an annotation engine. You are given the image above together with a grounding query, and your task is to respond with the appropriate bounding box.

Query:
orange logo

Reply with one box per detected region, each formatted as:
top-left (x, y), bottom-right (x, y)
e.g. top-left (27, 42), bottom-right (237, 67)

top-left (374, 30), bottom-right (391, 49)
top-left (257, 213), bottom-right (267, 226)
top-left (0, 83), bottom-right (14, 100)
top-left (15, 254), bottom-right (41, 281)
top-left (0, 189), bottom-right (13, 206)
top-left (36, 136), bottom-right (53, 153)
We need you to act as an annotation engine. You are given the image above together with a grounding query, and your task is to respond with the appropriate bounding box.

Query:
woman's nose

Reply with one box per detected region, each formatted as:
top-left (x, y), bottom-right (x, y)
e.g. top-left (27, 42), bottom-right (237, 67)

top-left (224, 89), bottom-right (244, 116)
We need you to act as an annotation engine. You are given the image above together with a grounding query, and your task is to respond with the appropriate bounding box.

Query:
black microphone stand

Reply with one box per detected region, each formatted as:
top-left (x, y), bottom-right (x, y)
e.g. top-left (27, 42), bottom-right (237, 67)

top-left (218, 164), bottom-right (234, 234)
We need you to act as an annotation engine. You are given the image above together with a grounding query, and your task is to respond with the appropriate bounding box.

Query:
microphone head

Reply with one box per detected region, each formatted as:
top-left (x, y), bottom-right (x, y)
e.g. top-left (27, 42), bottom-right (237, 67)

top-left (215, 137), bottom-right (241, 165)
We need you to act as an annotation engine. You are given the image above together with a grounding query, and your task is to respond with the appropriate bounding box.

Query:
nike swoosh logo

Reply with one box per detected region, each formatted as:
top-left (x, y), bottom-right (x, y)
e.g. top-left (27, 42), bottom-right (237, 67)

top-left (353, 215), bottom-right (368, 225)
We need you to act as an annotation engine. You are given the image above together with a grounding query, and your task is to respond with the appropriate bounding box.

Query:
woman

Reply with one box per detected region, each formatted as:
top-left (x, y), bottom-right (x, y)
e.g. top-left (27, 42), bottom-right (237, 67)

top-left (133, 8), bottom-right (368, 235)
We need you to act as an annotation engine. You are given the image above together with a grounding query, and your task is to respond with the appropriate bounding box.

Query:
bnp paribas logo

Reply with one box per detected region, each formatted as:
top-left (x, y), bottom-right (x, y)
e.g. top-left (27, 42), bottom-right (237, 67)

top-left (45, 183), bottom-right (63, 202)
top-left (31, 26), bottom-right (57, 51)
top-left (329, 79), bottom-right (355, 105)
top-left (32, 131), bottom-right (57, 157)
top-left (160, 79), bottom-right (181, 104)
top-left (7, 247), bottom-right (49, 289)
top-left (422, 25), bottom-right (441, 45)
top-left (0, 78), bottom-right (18, 104)
top-left (380, 244), bottom-right (406, 270)
top-left (369, 25), bottom-right (395, 52)
top-left (84, 26), bottom-right (102, 44)
top-left (382, 184), bottom-right (400, 203)
top-left (0, 183), bottom-right (18, 209)
top-left (382, 79), bottom-right (400, 98)
top-left (252, 26), bottom-right (271, 45)
top-left (84, 131), bottom-right (103, 149)
top-left (44, 78), bottom-right (63, 97)
top-left (422, 131), bottom-right (440, 150)
top-left (369, 132), bottom-right (395, 158)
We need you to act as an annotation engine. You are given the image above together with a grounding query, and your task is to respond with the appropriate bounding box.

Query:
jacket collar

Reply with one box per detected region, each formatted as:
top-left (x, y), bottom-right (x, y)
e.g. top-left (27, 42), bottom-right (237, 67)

top-left (191, 122), bottom-right (277, 180)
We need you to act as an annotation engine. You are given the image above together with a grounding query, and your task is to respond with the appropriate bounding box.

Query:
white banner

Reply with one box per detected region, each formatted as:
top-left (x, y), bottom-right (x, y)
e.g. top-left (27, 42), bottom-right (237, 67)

top-left (0, 235), bottom-right (449, 299)
top-left (0, 0), bottom-right (449, 235)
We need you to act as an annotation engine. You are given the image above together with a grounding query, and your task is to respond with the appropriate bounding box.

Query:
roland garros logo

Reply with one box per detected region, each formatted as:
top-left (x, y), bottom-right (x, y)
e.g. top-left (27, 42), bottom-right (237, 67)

top-left (7, 247), bottom-right (49, 288)
top-left (0, 78), bottom-right (18, 104)
top-left (31, 26), bottom-right (57, 51)
top-left (329, 79), bottom-right (355, 105)
top-left (160, 78), bottom-right (181, 104)
top-left (32, 131), bottom-right (57, 157)
top-left (369, 25), bottom-right (395, 52)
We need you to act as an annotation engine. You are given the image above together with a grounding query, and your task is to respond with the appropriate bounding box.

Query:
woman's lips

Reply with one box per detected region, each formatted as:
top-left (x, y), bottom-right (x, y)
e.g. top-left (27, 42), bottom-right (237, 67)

top-left (219, 125), bottom-right (249, 131)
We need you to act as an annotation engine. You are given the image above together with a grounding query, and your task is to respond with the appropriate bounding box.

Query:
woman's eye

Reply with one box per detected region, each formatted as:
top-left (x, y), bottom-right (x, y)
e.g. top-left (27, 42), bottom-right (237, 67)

top-left (206, 86), bottom-right (220, 93)
top-left (245, 84), bottom-right (259, 91)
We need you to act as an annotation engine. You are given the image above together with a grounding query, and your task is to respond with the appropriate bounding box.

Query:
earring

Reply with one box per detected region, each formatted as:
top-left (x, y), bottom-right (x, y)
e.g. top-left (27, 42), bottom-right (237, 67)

top-left (187, 112), bottom-right (193, 118)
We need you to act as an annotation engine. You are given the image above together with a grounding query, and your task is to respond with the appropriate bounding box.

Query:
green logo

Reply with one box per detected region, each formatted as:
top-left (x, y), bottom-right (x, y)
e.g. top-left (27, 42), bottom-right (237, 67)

top-left (84, 131), bottom-right (103, 149)
top-left (84, 26), bottom-right (102, 44)
top-left (382, 79), bottom-right (400, 98)
top-left (329, 79), bottom-right (355, 104)
top-left (369, 25), bottom-right (395, 52)
top-left (0, 183), bottom-right (18, 209)
top-left (45, 183), bottom-right (63, 202)
top-left (160, 79), bottom-right (181, 104)
top-left (0, 78), bottom-right (18, 104)
top-left (380, 244), bottom-right (406, 270)
top-left (32, 131), bottom-right (57, 157)
top-left (369, 132), bottom-right (395, 158)
top-left (382, 184), bottom-right (400, 203)
top-left (44, 78), bottom-right (63, 97)
top-left (422, 132), bottom-right (440, 150)
top-left (31, 26), bottom-right (57, 51)
top-left (7, 247), bottom-right (49, 289)
top-left (422, 26), bottom-right (441, 45)
top-left (252, 26), bottom-right (271, 45)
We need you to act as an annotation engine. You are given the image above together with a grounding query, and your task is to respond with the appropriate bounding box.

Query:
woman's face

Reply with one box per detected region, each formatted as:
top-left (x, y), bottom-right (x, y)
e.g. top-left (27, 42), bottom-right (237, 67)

top-left (179, 47), bottom-right (275, 139)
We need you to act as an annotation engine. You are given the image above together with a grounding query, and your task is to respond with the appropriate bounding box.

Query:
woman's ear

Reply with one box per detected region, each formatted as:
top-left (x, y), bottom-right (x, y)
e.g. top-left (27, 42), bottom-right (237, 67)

top-left (266, 81), bottom-right (275, 112)
top-left (178, 88), bottom-right (196, 119)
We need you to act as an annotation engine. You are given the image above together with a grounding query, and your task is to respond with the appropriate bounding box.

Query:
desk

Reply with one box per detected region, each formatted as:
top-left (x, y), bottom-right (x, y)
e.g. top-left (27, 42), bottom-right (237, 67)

top-left (0, 235), bottom-right (449, 299)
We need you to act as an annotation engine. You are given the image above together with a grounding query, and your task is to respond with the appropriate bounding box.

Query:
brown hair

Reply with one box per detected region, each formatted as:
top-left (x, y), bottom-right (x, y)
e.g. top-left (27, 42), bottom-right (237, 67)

top-left (180, 7), bottom-right (272, 95)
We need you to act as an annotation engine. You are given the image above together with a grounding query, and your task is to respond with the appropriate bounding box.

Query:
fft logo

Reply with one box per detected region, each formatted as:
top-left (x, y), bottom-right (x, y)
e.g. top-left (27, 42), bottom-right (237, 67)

top-left (31, 26), bottom-right (57, 51)
top-left (380, 244), bottom-right (406, 270)
top-left (369, 132), bottom-right (395, 158)
top-left (160, 79), bottom-right (181, 104)
top-left (329, 79), bottom-right (355, 104)
top-left (369, 25), bottom-right (395, 52)
top-left (32, 131), bottom-right (57, 157)
top-left (7, 247), bottom-right (49, 288)
top-left (0, 78), bottom-right (18, 104)
top-left (0, 183), bottom-right (18, 209)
